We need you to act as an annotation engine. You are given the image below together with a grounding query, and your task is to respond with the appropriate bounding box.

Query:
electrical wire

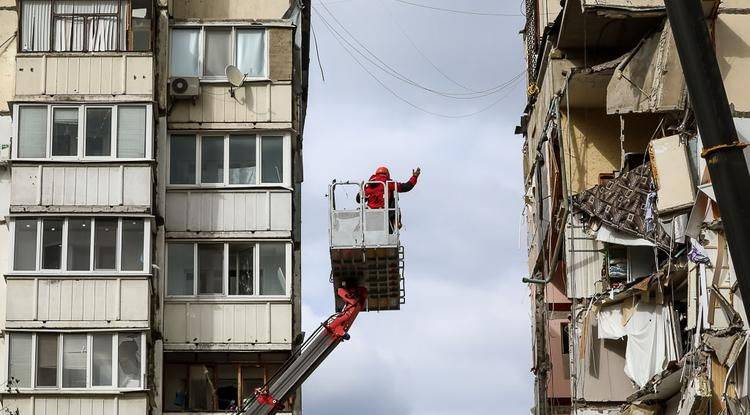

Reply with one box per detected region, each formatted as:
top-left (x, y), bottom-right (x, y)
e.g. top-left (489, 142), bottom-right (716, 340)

top-left (392, 0), bottom-right (522, 17)
top-left (311, 20), bottom-right (326, 82)
top-left (378, 0), bottom-right (478, 92)
top-left (314, 7), bottom-right (524, 118)
top-left (314, 3), bottom-right (523, 99)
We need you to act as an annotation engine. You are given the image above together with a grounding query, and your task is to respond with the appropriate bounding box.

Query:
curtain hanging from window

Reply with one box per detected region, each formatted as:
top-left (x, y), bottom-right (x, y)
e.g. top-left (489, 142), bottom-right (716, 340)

top-left (236, 30), bottom-right (266, 77)
top-left (53, 0), bottom-right (122, 51)
top-left (21, 0), bottom-right (52, 51)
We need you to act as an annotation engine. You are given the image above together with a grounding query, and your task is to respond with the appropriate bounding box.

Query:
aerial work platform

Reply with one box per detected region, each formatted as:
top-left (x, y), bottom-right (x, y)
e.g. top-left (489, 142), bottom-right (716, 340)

top-left (328, 181), bottom-right (406, 311)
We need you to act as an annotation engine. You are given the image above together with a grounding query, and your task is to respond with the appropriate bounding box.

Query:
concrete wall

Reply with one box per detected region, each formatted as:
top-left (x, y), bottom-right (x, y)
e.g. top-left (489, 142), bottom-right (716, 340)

top-left (716, 12), bottom-right (750, 114)
top-left (172, 0), bottom-right (291, 21)
top-left (561, 109), bottom-right (621, 195)
top-left (0, 0), bottom-right (17, 113)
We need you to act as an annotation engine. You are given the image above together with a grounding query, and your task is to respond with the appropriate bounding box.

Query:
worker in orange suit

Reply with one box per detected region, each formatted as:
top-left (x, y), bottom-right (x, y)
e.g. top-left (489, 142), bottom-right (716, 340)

top-left (358, 166), bottom-right (421, 230)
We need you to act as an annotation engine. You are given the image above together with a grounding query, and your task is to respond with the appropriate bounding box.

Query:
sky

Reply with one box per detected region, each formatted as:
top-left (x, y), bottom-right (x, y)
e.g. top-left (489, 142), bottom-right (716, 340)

top-left (298, 1), bottom-right (533, 414)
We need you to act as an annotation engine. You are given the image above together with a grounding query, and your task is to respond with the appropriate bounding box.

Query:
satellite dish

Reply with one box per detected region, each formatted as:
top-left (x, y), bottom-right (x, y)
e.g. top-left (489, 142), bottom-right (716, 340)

top-left (226, 65), bottom-right (246, 87)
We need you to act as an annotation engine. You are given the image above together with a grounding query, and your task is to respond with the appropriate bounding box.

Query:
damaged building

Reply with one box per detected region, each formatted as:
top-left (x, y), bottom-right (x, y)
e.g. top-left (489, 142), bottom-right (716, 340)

top-left (519, 0), bottom-right (750, 414)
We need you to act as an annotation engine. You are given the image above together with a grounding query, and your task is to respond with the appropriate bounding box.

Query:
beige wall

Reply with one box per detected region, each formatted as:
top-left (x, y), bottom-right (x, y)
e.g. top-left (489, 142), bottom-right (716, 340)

top-left (172, 0), bottom-right (291, 20)
top-left (0, 2), bottom-right (17, 113)
top-left (716, 12), bottom-right (750, 114)
top-left (561, 109), bottom-right (621, 195)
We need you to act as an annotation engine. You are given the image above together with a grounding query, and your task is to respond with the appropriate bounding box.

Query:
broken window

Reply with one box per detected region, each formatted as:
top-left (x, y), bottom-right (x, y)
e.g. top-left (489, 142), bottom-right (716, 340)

top-left (118, 333), bottom-right (142, 388)
top-left (15, 104), bottom-right (150, 160)
top-left (169, 134), bottom-right (287, 185)
top-left (42, 219), bottom-right (63, 270)
top-left (8, 333), bottom-right (32, 388)
top-left (169, 26), bottom-right (267, 79)
top-left (67, 218), bottom-right (92, 271)
top-left (13, 219), bottom-right (38, 271)
top-left (260, 243), bottom-right (286, 295)
top-left (216, 365), bottom-right (239, 410)
top-left (20, 0), bottom-right (151, 52)
top-left (92, 334), bottom-right (113, 386)
top-left (17, 106), bottom-right (48, 158)
top-left (62, 334), bottom-right (87, 388)
top-left (36, 334), bottom-right (58, 387)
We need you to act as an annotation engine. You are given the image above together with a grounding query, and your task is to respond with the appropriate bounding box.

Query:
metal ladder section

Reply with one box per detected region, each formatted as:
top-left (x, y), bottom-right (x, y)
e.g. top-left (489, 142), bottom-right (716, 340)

top-left (240, 324), bottom-right (342, 415)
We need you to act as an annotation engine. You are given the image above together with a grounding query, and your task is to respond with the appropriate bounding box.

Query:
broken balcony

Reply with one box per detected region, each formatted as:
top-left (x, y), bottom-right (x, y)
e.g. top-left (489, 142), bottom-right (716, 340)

top-left (328, 182), bottom-right (405, 312)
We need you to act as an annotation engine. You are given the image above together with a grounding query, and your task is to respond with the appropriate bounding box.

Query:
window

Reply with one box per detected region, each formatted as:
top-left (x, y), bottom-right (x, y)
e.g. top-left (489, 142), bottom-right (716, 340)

top-left (8, 333), bottom-right (32, 388)
top-left (36, 334), bottom-right (58, 387)
top-left (14, 104), bottom-right (151, 160)
top-left (169, 26), bottom-right (267, 79)
top-left (163, 358), bottom-right (287, 412)
top-left (13, 219), bottom-right (38, 271)
top-left (8, 332), bottom-right (145, 390)
top-left (12, 217), bottom-right (149, 273)
top-left (169, 134), bottom-right (287, 186)
top-left (17, 107), bottom-right (47, 158)
top-left (167, 242), bottom-right (289, 297)
top-left (20, 0), bottom-right (152, 52)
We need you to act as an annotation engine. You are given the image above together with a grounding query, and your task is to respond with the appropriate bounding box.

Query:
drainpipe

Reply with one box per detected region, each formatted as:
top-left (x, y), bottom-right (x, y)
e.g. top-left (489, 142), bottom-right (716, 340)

top-left (665, 0), bottom-right (750, 318)
top-left (524, 97), bottom-right (570, 285)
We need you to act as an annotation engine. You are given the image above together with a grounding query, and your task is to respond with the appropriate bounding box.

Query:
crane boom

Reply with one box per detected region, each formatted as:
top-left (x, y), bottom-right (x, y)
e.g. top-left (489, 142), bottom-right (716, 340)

top-left (238, 286), bottom-right (368, 415)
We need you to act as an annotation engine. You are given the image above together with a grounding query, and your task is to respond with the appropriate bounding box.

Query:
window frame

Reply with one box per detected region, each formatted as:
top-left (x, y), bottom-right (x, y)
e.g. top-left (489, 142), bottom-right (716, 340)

top-left (165, 241), bottom-right (292, 299)
top-left (167, 132), bottom-right (291, 188)
top-left (8, 217), bottom-right (151, 275)
top-left (12, 103), bottom-right (153, 161)
top-left (5, 331), bottom-right (147, 392)
top-left (18, 0), bottom-right (154, 53)
top-left (169, 24), bottom-right (269, 81)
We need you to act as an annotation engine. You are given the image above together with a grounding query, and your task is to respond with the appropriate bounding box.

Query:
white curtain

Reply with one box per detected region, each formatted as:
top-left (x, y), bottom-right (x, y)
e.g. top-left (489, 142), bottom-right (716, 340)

top-left (236, 29), bottom-right (266, 77)
top-left (21, 0), bottom-right (52, 51)
top-left (18, 107), bottom-right (48, 158)
top-left (170, 29), bottom-right (201, 77)
top-left (54, 0), bottom-right (121, 51)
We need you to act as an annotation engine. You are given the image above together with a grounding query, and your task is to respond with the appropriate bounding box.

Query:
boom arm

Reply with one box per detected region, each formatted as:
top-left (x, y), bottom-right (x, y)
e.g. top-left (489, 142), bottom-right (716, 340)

top-left (238, 286), bottom-right (368, 415)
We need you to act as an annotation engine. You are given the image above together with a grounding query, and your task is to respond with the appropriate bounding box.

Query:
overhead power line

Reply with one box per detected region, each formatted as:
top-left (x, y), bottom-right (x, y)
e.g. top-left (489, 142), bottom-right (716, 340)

top-left (391, 0), bottom-right (523, 17)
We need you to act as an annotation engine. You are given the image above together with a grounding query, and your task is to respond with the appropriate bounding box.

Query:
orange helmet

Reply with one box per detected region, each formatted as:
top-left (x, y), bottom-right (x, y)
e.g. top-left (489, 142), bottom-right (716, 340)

top-left (375, 166), bottom-right (390, 177)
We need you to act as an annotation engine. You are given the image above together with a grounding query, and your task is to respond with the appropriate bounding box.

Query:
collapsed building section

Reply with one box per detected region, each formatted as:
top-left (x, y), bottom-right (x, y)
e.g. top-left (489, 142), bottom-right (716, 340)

top-left (519, 1), bottom-right (750, 414)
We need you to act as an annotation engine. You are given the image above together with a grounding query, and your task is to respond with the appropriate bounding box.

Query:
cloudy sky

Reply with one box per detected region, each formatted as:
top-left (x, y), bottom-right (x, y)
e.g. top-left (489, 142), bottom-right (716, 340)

top-left (298, 1), bottom-right (533, 414)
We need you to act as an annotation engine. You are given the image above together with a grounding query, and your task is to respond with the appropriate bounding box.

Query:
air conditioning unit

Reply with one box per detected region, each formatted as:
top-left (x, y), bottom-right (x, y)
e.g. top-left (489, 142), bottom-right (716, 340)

top-left (169, 77), bottom-right (200, 98)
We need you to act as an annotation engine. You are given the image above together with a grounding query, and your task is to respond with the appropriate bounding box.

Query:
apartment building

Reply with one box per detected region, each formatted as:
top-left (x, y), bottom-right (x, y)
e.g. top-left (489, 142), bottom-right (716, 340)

top-left (0, 1), bottom-right (309, 414)
top-left (519, 1), bottom-right (750, 414)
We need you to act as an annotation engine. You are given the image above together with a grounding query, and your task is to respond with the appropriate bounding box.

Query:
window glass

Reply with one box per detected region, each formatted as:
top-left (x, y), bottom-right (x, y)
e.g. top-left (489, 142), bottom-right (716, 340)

top-left (189, 365), bottom-right (214, 410)
top-left (92, 334), bottom-right (113, 387)
top-left (168, 243), bottom-right (194, 295)
top-left (205, 29), bottom-right (231, 77)
top-left (261, 136), bottom-right (284, 183)
top-left (85, 108), bottom-right (112, 157)
top-left (236, 30), bottom-right (266, 77)
top-left (198, 244), bottom-right (223, 294)
top-left (170, 135), bottom-right (196, 184)
top-left (21, 1), bottom-right (52, 51)
top-left (94, 219), bottom-right (117, 270)
top-left (164, 364), bottom-right (189, 410)
top-left (9, 333), bottom-right (32, 388)
top-left (62, 334), bottom-right (87, 388)
top-left (216, 365), bottom-right (238, 410)
top-left (42, 219), bottom-right (63, 270)
top-left (67, 218), bottom-right (91, 271)
top-left (121, 219), bottom-right (144, 271)
top-left (118, 333), bottom-right (142, 388)
top-left (229, 135), bottom-right (256, 184)
top-left (36, 334), bottom-right (58, 387)
top-left (241, 366), bottom-right (265, 402)
top-left (229, 244), bottom-right (253, 295)
top-left (118, 106), bottom-right (146, 158)
top-left (53, 1), bottom-right (120, 52)
top-left (170, 29), bottom-right (201, 77)
top-left (201, 136), bottom-right (224, 183)
top-left (52, 108), bottom-right (79, 156)
top-left (130, 0), bottom-right (152, 51)
top-left (259, 243), bottom-right (286, 295)
top-left (14, 219), bottom-right (37, 271)
top-left (18, 106), bottom-right (48, 158)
